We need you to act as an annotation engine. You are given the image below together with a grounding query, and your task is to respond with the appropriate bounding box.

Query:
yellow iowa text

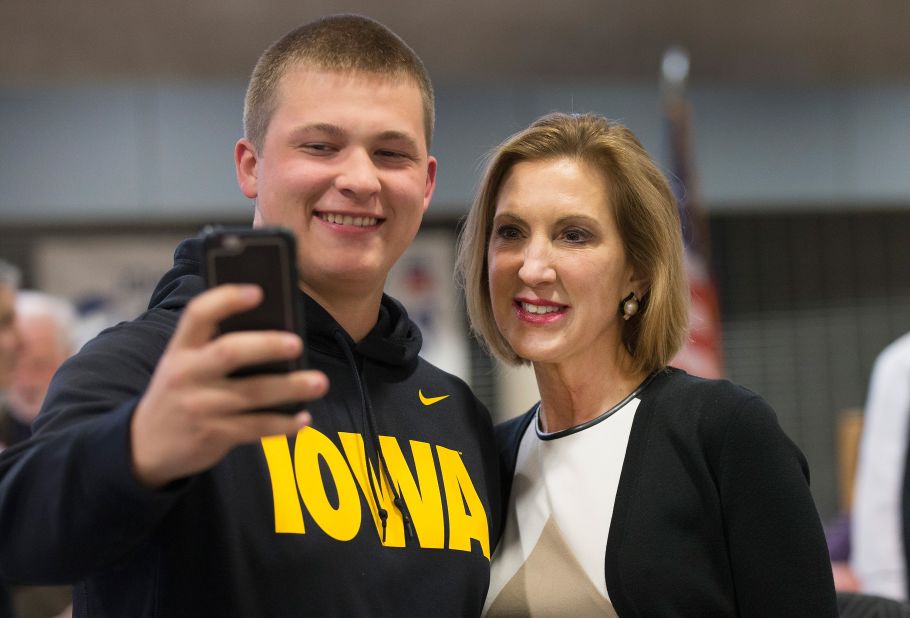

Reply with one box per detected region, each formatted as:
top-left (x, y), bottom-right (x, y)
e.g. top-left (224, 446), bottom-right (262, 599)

top-left (260, 427), bottom-right (490, 559)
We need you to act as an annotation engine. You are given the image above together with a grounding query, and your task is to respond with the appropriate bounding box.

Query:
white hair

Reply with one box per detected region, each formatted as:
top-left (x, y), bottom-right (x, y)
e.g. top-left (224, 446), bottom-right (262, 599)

top-left (15, 290), bottom-right (78, 355)
top-left (0, 259), bottom-right (20, 289)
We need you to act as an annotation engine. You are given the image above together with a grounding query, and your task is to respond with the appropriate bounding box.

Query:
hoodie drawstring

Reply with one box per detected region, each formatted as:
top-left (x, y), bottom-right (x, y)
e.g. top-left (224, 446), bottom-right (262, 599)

top-left (333, 331), bottom-right (414, 542)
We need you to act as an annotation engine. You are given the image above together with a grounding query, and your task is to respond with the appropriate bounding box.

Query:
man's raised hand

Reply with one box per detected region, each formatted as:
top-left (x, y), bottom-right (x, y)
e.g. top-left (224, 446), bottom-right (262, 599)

top-left (131, 284), bottom-right (328, 488)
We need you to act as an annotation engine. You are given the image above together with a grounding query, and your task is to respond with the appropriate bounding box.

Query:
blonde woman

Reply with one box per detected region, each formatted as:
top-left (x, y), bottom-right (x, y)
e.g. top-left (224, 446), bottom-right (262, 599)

top-left (457, 112), bottom-right (837, 616)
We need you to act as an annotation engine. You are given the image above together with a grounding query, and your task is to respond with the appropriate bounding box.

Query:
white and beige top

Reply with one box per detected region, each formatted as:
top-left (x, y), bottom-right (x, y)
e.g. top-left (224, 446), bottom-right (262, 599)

top-left (484, 396), bottom-right (640, 617)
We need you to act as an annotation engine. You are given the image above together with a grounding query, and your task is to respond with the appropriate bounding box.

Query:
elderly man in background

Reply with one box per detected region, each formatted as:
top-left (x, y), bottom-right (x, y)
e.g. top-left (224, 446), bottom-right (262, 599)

top-left (0, 259), bottom-right (18, 618)
top-left (0, 289), bottom-right (77, 618)
top-left (0, 290), bottom-right (78, 448)
top-left (0, 260), bottom-right (20, 404)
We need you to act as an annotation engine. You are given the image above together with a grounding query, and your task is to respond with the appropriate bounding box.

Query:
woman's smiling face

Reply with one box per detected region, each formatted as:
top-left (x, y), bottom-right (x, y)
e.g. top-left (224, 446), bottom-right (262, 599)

top-left (487, 157), bottom-right (640, 366)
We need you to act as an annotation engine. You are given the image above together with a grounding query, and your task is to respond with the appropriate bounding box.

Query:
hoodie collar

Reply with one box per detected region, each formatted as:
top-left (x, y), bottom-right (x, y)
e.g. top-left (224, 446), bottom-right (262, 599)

top-left (301, 287), bottom-right (421, 370)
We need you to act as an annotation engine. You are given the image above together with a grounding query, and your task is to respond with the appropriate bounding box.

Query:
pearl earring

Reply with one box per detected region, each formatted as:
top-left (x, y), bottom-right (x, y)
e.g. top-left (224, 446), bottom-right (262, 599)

top-left (621, 292), bottom-right (639, 321)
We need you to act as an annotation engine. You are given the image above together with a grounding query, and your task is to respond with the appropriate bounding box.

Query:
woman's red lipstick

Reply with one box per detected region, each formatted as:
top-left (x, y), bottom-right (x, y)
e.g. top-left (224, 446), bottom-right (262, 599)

top-left (514, 298), bottom-right (568, 324)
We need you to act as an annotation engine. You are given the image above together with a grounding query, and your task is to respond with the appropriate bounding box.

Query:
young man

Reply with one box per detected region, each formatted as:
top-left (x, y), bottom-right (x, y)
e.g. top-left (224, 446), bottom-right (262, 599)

top-left (0, 15), bottom-right (500, 616)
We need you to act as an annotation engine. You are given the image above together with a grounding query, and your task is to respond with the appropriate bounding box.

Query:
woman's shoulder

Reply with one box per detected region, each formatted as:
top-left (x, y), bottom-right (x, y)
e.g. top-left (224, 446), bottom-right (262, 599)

top-left (645, 368), bottom-right (803, 473)
top-left (646, 367), bottom-right (781, 439)
top-left (650, 367), bottom-right (767, 408)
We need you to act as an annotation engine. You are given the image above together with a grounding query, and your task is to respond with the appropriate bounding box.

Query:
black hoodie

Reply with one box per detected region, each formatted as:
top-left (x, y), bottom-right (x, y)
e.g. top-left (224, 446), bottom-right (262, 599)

top-left (0, 238), bottom-right (501, 617)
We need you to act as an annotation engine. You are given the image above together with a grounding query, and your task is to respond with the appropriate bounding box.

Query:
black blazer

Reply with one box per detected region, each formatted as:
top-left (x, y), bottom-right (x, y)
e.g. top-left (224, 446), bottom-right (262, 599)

top-left (496, 368), bottom-right (838, 617)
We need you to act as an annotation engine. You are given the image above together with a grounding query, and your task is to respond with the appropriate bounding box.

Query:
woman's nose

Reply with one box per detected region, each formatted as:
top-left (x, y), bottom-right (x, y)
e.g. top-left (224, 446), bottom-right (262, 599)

top-left (517, 240), bottom-right (556, 286)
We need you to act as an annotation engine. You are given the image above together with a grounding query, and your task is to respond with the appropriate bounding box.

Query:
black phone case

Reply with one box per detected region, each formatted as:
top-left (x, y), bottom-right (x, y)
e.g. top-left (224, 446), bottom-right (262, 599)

top-left (201, 226), bottom-right (306, 412)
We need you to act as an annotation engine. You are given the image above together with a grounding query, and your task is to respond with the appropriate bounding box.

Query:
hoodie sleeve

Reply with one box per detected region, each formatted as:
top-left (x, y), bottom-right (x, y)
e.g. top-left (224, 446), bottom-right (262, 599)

top-left (0, 310), bottom-right (188, 584)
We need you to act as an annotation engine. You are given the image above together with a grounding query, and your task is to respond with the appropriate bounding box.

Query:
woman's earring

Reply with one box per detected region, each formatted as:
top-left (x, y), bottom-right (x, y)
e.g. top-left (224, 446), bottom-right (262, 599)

top-left (620, 292), bottom-right (639, 321)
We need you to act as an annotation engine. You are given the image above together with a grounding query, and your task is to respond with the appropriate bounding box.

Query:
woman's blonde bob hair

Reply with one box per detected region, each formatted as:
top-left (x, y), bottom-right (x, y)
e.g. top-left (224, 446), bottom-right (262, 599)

top-left (455, 112), bottom-right (689, 374)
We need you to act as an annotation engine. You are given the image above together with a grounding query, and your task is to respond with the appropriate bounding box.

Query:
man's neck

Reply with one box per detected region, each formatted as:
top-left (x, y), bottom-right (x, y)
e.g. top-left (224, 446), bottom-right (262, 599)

top-left (303, 284), bottom-right (384, 343)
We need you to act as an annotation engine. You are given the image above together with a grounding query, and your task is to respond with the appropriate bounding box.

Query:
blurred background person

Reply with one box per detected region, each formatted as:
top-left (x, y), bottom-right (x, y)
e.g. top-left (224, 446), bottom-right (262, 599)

top-left (0, 260), bottom-right (17, 618)
top-left (0, 260), bottom-right (20, 405)
top-left (851, 331), bottom-right (910, 602)
top-left (0, 289), bottom-right (76, 618)
top-left (0, 291), bottom-right (77, 448)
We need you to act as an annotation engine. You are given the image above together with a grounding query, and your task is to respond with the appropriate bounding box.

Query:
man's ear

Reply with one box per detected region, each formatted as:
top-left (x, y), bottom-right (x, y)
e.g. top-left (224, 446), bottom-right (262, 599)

top-left (421, 155), bottom-right (437, 214)
top-left (235, 138), bottom-right (259, 199)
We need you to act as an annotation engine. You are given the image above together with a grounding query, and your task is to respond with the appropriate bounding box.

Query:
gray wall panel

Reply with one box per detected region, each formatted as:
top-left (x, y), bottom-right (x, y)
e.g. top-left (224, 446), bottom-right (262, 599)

top-left (3, 82), bottom-right (910, 223)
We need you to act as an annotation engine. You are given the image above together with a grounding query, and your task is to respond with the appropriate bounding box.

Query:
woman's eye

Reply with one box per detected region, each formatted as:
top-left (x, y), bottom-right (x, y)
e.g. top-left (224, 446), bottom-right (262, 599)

top-left (562, 227), bottom-right (590, 243)
top-left (495, 224), bottom-right (521, 240)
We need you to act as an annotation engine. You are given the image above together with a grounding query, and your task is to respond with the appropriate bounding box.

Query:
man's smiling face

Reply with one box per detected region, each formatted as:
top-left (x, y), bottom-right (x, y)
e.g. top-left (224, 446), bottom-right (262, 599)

top-left (235, 67), bottom-right (436, 303)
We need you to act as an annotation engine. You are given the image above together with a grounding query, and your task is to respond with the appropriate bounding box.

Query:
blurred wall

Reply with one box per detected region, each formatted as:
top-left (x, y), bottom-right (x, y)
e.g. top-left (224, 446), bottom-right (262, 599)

top-left (2, 82), bottom-right (909, 223)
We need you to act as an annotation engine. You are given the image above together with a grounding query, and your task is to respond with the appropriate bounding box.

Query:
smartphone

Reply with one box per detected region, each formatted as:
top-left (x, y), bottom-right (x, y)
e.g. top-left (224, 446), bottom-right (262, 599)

top-left (201, 226), bottom-right (305, 381)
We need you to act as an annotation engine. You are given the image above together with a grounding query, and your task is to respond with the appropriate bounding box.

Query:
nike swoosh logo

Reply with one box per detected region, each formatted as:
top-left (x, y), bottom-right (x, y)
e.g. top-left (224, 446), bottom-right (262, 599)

top-left (419, 390), bottom-right (450, 406)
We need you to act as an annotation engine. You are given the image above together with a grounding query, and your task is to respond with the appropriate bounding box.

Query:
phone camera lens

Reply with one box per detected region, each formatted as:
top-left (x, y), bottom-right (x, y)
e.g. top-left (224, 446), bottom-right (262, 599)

top-left (224, 235), bottom-right (242, 253)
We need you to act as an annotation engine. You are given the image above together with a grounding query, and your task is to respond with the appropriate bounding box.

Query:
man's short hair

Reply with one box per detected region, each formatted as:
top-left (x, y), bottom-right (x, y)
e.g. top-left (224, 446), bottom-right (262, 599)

top-left (243, 14), bottom-right (435, 151)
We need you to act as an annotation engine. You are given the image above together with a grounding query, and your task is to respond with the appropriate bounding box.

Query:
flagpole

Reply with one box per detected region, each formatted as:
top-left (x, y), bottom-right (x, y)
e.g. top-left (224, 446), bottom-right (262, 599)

top-left (661, 46), bottom-right (725, 379)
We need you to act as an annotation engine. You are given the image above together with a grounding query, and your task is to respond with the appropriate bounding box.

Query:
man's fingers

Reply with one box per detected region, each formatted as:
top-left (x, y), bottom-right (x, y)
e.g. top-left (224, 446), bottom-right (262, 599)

top-left (199, 330), bottom-right (303, 377)
top-left (199, 370), bottom-right (328, 413)
top-left (216, 410), bottom-right (313, 446)
top-left (170, 284), bottom-right (263, 349)
top-left (227, 370), bottom-right (329, 410)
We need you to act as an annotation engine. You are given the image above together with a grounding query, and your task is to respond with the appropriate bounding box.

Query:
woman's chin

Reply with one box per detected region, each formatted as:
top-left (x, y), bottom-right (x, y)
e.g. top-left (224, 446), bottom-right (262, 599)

top-left (509, 342), bottom-right (564, 365)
